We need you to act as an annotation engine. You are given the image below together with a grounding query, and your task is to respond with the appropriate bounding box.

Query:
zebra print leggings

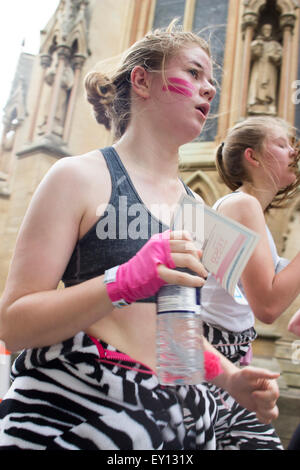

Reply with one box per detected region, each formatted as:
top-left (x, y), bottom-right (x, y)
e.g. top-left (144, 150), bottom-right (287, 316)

top-left (203, 322), bottom-right (258, 365)
top-left (202, 322), bottom-right (283, 450)
top-left (0, 332), bottom-right (282, 450)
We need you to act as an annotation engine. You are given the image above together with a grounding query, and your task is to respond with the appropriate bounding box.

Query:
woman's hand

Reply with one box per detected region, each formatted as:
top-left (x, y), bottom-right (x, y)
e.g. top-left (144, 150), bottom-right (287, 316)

top-left (104, 229), bottom-right (207, 307)
top-left (288, 309), bottom-right (300, 336)
top-left (157, 230), bottom-right (207, 286)
top-left (203, 338), bottom-right (280, 425)
top-left (225, 367), bottom-right (280, 424)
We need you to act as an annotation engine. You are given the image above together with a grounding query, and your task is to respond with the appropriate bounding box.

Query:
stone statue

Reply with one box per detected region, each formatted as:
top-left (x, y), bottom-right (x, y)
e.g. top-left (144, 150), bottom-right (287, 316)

top-left (247, 24), bottom-right (282, 115)
top-left (38, 53), bottom-right (74, 138)
top-left (37, 57), bottom-right (57, 136)
top-left (52, 63), bottom-right (74, 137)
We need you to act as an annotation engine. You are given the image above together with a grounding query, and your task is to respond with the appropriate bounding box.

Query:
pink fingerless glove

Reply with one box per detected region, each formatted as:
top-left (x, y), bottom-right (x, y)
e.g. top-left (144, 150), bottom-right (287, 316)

top-left (104, 230), bottom-right (176, 307)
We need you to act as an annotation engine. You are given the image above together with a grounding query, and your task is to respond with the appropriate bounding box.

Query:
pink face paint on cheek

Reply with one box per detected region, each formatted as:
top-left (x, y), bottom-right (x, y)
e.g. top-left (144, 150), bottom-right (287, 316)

top-left (168, 77), bottom-right (196, 90)
top-left (162, 76), bottom-right (196, 98)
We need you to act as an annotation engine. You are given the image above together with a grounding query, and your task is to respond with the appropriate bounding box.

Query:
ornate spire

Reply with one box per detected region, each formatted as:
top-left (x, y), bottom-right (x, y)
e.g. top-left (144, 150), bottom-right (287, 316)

top-left (40, 0), bottom-right (90, 58)
top-left (18, 0), bottom-right (90, 157)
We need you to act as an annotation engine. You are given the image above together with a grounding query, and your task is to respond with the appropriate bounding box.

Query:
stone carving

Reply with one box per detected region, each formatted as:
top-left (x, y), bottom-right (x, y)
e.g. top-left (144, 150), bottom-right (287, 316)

top-left (52, 63), bottom-right (74, 137)
top-left (38, 52), bottom-right (74, 137)
top-left (247, 24), bottom-right (282, 115)
top-left (36, 0), bottom-right (89, 142)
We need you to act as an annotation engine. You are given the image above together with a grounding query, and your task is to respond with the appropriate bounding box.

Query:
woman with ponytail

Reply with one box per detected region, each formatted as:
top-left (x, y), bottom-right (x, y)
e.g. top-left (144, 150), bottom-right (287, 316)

top-left (202, 118), bottom-right (300, 451)
top-left (201, 116), bottom-right (300, 440)
top-left (0, 23), bottom-right (280, 450)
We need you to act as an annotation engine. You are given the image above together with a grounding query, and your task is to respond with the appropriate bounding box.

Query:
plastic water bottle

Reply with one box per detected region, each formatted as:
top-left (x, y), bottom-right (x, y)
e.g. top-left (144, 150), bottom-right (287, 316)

top-left (156, 282), bottom-right (204, 386)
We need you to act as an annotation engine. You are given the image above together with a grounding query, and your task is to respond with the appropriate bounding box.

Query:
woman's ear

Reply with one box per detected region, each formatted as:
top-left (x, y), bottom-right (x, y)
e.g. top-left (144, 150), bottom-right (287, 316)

top-left (244, 148), bottom-right (260, 167)
top-left (130, 66), bottom-right (151, 99)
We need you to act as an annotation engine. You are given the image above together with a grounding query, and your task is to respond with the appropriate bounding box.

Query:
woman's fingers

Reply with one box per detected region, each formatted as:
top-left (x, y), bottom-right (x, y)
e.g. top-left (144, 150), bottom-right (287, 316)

top-left (252, 389), bottom-right (279, 424)
top-left (169, 231), bottom-right (206, 272)
top-left (157, 229), bottom-right (207, 286)
top-left (255, 407), bottom-right (279, 425)
top-left (169, 239), bottom-right (201, 259)
top-left (169, 230), bottom-right (194, 241)
top-left (169, 230), bottom-right (203, 258)
top-left (171, 252), bottom-right (207, 278)
top-left (157, 263), bottom-right (206, 287)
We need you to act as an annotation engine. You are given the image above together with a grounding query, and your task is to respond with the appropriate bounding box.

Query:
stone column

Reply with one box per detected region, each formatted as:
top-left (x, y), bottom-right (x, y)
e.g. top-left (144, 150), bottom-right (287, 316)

top-left (129, 0), bottom-right (154, 45)
top-left (28, 53), bottom-right (52, 142)
top-left (278, 13), bottom-right (296, 121)
top-left (239, 12), bottom-right (258, 118)
top-left (63, 54), bottom-right (86, 143)
top-left (216, 0), bottom-right (240, 140)
top-left (45, 45), bottom-right (71, 136)
top-left (183, 0), bottom-right (196, 31)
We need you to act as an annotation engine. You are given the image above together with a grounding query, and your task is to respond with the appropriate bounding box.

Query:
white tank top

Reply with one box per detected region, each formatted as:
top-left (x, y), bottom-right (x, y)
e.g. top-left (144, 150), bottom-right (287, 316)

top-left (201, 192), bottom-right (289, 332)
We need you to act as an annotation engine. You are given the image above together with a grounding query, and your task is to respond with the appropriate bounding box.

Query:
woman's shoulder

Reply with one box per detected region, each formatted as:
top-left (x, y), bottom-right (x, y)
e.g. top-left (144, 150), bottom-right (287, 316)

top-left (50, 149), bottom-right (107, 180)
top-left (43, 149), bottom-right (111, 200)
top-left (220, 191), bottom-right (261, 209)
top-left (217, 191), bottom-right (263, 225)
top-left (30, 149), bottom-right (111, 222)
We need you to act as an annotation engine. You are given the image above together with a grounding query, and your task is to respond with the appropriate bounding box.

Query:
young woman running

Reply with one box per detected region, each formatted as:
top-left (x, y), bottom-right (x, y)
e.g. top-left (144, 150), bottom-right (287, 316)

top-left (201, 116), bottom-right (300, 363)
top-left (0, 23), bottom-right (280, 450)
top-left (200, 116), bottom-right (300, 449)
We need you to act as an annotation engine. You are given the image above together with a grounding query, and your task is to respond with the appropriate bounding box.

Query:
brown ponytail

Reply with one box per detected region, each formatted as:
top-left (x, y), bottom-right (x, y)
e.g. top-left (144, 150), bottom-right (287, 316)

top-left (215, 141), bottom-right (243, 191)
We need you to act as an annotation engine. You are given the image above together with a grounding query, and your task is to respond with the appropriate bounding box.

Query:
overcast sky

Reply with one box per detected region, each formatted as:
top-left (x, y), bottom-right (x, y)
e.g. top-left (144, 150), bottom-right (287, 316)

top-left (0, 0), bottom-right (60, 124)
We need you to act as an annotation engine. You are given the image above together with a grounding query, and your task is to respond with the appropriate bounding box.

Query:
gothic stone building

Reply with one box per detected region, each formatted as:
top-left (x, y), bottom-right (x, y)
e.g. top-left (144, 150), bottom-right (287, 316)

top-left (0, 0), bottom-right (300, 447)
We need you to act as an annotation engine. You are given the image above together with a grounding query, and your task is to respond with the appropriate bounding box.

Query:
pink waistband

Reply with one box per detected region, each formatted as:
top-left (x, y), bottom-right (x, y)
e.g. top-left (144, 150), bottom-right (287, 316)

top-left (89, 335), bottom-right (154, 375)
top-left (89, 336), bottom-right (223, 382)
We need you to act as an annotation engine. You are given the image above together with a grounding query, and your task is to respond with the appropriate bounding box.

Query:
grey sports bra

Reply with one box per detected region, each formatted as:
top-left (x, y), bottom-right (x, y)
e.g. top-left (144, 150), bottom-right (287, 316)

top-left (61, 146), bottom-right (194, 302)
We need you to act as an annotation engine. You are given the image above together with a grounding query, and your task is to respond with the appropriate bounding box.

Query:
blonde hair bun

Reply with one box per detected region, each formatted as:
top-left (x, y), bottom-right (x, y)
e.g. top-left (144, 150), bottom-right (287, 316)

top-left (84, 72), bottom-right (116, 129)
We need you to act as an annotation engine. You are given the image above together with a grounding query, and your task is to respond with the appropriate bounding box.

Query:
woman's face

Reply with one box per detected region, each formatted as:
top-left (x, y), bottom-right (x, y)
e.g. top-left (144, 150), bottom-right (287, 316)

top-left (263, 126), bottom-right (298, 189)
top-left (149, 44), bottom-right (216, 144)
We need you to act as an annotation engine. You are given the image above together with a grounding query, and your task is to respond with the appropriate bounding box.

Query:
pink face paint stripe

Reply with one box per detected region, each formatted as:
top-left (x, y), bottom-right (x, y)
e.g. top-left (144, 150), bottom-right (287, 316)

top-left (162, 84), bottom-right (194, 97)
top-left (162, 76), bottom-right (196, 97)
top-left (168, 77), bottom-right (195, 90)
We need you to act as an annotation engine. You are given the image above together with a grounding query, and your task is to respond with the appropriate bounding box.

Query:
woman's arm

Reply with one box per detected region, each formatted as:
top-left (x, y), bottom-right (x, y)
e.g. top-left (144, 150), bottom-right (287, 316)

top-left (0, 157), bottom-right (116, 351)
top-left (218, 194), bottom-right (300, 323)
top-left (203, 338), bottom-right (279, 424)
